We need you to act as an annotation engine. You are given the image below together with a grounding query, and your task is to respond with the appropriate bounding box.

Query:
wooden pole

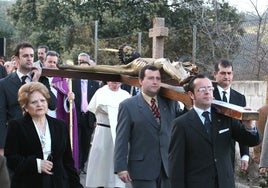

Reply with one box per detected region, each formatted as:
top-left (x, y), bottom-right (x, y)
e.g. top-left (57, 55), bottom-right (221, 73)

top-left (66, 60), bottom-right (74, 151)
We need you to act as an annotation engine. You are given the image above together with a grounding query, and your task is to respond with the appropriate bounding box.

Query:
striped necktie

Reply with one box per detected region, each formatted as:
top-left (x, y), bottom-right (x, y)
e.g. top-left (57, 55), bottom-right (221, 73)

top-left (151, 98), bottom-right (160, 120)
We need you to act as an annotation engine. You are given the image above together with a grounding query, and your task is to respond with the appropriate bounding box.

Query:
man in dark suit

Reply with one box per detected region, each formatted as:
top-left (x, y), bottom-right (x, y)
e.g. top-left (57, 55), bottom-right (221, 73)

top-left (213, 59), bottom-right (249, 171)
top-left (169, 74), bottom-right (260, 188)
top-left (114, 65), bottom-right (181, 188)
top-left (0, 43), bottom-right (57, 155)
top-left (72, 53), bottom-right (99, 174)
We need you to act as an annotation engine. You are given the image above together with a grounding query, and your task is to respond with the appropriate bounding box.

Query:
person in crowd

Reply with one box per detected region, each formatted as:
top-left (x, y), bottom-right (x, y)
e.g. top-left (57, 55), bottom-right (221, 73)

top-left (72, 52), bottom-right (99, 174)
top-left (4, 82), bottom-right (82, 188)
top-left (34, 45), bottom-right (49, 68)
top-left (86, 81), bottom-right (130, 188)
top-left (11, 55), bottom-right (18, 72)
top-left (213, 59), bottom-right (250, 171)
top-left (0, 155), bottom-right (10, 188)
top-left (0, 42), bottom-right (57, 156)
top-left (42, 51), bottom-right (59, 118)
top-left (0, 63), bottom-right (7, 78)
top-left (43, 50), bottom-right (79, 170)
top-left (0, 56), bottom-right (5, 66)
top-left (4, 61), bottom-right (15, 74)
top-left (121, 83), bottom-right (137, 96)
top-left (114, 65), bottom-right (182, 188)
top-left (259, 115), bottom-right (268, 174)
top-left (253, 104), bottom-right (268, 164)
top-left (169, 74), bottom-right (261, 188)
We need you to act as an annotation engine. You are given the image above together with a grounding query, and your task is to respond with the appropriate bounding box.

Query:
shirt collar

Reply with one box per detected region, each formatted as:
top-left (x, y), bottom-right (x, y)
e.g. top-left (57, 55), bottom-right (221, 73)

top-left (141, 92), bottom-right (158, 106)
top-left (16, 70), bottom-right (31, 80)
top-left (217, 85), bottom-right (231, 95)
top-left (193, 106), bottom-right (211, 118)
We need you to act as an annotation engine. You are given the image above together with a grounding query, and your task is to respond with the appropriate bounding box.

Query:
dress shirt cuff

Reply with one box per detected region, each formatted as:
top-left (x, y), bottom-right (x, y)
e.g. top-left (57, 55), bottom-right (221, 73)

top-left (241, 155), bottom-right (249, 162)
top-left (36, 158), bottom-right (41, 174)
top-left (117, 170), bottom-right (128, 175)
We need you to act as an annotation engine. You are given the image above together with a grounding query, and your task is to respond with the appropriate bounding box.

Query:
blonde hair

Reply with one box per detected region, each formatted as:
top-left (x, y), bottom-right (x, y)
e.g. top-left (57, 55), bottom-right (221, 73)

top-left (18, 82), bottom-right (50, 115)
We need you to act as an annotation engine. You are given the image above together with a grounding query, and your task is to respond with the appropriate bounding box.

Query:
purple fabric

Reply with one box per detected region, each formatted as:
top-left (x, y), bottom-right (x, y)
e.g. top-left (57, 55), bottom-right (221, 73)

top-left (81, 79), bottom-right (88, 112)
top-left (52, 77), bottom-right (79, 170)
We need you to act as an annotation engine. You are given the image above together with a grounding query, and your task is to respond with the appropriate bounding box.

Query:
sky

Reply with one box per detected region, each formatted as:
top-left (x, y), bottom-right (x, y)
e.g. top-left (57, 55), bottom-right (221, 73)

top-left (226, 0), bottom-right (268, 14)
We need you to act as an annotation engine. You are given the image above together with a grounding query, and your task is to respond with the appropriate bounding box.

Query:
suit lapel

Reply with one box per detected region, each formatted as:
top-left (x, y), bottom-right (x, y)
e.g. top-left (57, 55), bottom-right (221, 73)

top-left (9, 72), bottom-right (22, 87)
top-left (213, 87), bottom-right (221, 101)
top-left (211, 109), bottom-right (223, 143)
top-left (23, 114), bottom-right (44, 158)
top-left (137, 94), bottom-right (159, 129)
top-left (188, 109), bottom-right (212, 143)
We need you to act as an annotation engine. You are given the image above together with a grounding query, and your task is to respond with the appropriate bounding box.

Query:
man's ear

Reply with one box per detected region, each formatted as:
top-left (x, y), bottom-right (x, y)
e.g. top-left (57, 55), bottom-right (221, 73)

top-left (138, 78), bottom-right (142, 86)
top-left (188, 91), bottom-right (195, 100)
top-left (212, 71), bottom-right (217, 79)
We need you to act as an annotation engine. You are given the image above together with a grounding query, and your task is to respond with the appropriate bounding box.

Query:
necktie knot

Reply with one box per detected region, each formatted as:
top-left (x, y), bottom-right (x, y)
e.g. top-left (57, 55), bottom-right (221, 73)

top-left (202, 111), bottom-right (210, 121)
top-left (21, 75), bottom-right (28, 85)
top-left (222, 91), bottom-right (227, 102)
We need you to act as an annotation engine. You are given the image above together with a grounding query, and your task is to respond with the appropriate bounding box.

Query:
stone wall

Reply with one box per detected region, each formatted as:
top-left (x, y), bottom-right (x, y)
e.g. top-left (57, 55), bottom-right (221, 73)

top-left (232, 81), bottom-right (267, 187)
top-left (232, 81), bottom-right (267, 110)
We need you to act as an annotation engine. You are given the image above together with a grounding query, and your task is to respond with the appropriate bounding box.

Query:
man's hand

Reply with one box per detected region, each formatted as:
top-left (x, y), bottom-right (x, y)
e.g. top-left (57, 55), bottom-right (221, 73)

top-left (118, 171), bottom-right (132, 183)
top-left (31, 66), bottom-right (42, 82)
top-left (241, 159), bottom-right (249, 171)
top-left (259, 167), bottom-right (268, 174)
top-left (41, 159), bottom-right (53, 175)
top-left (68, 92), bottom-right (75, 102)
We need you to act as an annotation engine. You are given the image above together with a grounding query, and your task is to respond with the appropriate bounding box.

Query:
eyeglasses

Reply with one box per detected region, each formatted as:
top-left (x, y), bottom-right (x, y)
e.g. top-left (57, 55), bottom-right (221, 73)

top-left (197, 86), bottom-right (214, 93)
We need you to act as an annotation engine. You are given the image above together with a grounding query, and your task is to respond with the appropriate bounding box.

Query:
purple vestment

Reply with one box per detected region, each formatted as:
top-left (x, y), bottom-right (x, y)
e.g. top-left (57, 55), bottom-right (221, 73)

top-left (52, 77), bottom-right (79, 170)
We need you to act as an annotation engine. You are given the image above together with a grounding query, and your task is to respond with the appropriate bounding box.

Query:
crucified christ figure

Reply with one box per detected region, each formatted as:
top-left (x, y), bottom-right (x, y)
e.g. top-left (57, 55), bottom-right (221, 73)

top-left (57, 57), bottom-right (198, 86)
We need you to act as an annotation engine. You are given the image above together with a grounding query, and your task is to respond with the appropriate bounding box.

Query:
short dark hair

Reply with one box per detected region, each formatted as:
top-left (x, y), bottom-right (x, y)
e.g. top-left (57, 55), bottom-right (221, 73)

top-left (214, 59), bottom-right (233, 72)
top-left (139, 65), bottom-right (160, 80)
top-left (187, 74), bottom-right (208, 93)
top-left (14, 43), bottom-right (34, 57)
top-left (44, 51), bottom-right (59, 62)
top-left (38, 45), bottom-right (49, 53)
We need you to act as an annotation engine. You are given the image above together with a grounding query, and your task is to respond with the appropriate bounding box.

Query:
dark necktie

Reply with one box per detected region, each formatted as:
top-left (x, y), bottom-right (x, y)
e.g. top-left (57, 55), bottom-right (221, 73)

top-left (222, 91), bottom-right (227, 102)
top-left (151, 98), bottom-right (160, 120)
top-left (202, 111), bottom-right (211, 136)
top-left (21, 75), bottom-right (28, 85)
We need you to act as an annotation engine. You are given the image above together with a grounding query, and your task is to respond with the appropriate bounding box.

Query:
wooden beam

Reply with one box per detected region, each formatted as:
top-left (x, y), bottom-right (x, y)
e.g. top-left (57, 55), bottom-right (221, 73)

top-left (41, 68), bottom-right (259, 120)
top-left (212, 100), bottom-right (259, 120)
top-left (42, 68), bottom-right (121, 81)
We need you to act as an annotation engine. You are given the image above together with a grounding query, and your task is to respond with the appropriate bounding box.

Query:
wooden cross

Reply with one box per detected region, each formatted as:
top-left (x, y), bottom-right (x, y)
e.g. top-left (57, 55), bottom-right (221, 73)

top-left (41, 17), bottom-right (259, 120)
top-left (149, 17), bottom-right (169, 59)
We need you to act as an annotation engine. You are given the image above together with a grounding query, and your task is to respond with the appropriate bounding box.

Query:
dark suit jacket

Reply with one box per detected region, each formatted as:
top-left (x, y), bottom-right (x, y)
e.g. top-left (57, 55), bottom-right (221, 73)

top-left (214, 87), bottom-right (249, 158)
top-left (0, 64), bottom-right (7, 79)
top-left (0, 72), bottom-right (57, 146)
top-left (169, 108), bottom-right (260, 188)
top-left (0, 155), bottom-right (10, 188)
top-left (72, 79), bottom-right (99, 124)
top-left (4, 114), bottom-right (82, 188)
top-left (114, 94), bottom-right (181, 180)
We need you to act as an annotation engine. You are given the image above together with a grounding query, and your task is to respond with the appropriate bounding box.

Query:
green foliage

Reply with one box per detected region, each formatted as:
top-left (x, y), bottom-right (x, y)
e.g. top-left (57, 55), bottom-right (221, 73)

top-left (2, 0), bottom-right (243, 72)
